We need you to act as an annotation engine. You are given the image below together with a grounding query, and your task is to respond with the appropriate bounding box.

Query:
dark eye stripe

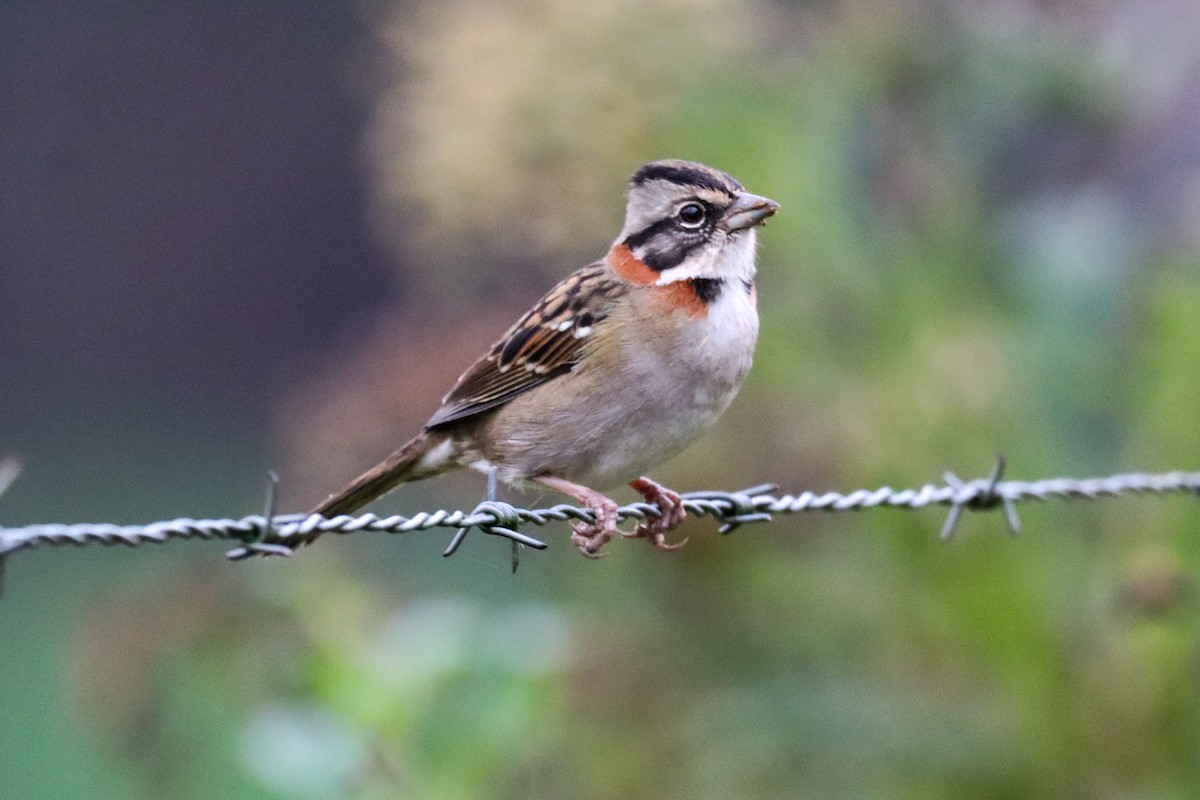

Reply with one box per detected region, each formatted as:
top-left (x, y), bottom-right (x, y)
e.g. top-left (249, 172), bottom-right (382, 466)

top-left (623, 200), bottom-right (719, 249)
top-left (624, 204), bottom-right (717, 271)
top-left (641, 238), bottom-right (707, 272)
top-left (622, 216), bottom-right (676, 250)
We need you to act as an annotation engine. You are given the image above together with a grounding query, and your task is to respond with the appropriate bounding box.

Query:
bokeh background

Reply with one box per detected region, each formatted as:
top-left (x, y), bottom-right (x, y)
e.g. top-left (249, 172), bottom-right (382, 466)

top-left (3, 1), bottom-right (1200, 797)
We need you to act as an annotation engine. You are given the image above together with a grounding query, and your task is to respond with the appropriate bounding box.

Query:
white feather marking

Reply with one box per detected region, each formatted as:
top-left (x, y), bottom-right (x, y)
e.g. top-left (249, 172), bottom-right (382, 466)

top-left (416, 438), bottom-right (456, 472)
top-left (573, 326), bottom-right (592, 338)
top-left (467, 458), bottom-right (495, 475)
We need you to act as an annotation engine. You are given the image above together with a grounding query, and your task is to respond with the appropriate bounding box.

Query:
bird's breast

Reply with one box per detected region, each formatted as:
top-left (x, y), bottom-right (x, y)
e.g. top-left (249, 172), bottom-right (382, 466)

top-left (593, 278), bottom-right (759, 465)
top-left (476, 277), bottom-right (759, 489)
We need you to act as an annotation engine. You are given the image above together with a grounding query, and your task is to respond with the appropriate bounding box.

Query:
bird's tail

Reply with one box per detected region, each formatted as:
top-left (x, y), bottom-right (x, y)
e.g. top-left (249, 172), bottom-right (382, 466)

top-left (310, 431), bottom-right (451, 518)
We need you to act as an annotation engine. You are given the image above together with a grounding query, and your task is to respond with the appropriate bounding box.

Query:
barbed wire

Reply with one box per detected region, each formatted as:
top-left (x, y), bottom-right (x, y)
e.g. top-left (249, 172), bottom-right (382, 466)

top-left (1, 457), bottom-right (1198, 587)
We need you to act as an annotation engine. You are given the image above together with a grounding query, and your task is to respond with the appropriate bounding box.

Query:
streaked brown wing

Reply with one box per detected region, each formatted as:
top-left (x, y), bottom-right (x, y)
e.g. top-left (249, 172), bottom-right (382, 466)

top-left (425, 263), bottom-right (627, 429)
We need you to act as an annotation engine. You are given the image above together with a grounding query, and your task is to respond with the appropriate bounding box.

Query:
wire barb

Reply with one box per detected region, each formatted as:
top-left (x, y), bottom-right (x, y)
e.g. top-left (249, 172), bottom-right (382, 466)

top-left (940, 455), bottom-right (1021, 540)
top-left (226, 471), bottom-right (294, 560)
top-left (443, 467), bottom-right (518, 560)
top-left (1, 465), bottom-right (1199, 584)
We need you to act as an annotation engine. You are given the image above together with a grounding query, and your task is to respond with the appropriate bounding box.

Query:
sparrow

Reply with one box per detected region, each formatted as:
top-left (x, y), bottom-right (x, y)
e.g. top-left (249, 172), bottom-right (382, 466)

top-left (311, 159), bottom-right (778, 557)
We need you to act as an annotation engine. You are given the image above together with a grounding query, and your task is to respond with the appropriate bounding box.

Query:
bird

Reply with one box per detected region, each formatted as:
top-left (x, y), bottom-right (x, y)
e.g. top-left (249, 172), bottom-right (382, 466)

top-left (310, 159), bottom-right (778, 557)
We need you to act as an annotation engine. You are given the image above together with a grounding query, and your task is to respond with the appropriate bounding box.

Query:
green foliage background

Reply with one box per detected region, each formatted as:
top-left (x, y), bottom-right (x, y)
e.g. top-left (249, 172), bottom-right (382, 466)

top-left (3, 1), bottom-right (1200, 798)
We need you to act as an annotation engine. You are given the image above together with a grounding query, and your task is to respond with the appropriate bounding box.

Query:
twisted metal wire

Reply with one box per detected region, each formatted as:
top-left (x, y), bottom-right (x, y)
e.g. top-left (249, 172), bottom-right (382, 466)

top-left (2, 459), bottom-right (1198, 577)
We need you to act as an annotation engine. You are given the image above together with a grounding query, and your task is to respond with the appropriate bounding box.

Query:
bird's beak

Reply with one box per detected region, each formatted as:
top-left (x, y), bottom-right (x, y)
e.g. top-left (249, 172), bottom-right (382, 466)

top-left (723, 191), bottom-right (780, 232)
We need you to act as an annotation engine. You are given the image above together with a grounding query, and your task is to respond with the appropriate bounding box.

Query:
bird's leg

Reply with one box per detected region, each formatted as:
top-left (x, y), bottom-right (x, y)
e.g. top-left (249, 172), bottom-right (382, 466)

top-left (534, 475), bottom-right (619, 558)
top-left (624, 476), bottom-right (688, 551)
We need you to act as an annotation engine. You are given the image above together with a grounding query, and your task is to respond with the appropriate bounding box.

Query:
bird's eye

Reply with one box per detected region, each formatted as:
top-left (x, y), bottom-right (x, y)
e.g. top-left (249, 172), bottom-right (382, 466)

top-left (676, 202), bottom-right (706, 228)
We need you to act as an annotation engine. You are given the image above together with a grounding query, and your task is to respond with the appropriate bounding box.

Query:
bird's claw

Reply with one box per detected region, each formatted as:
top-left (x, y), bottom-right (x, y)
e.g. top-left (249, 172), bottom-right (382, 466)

top-left (549, 475), bottom-right (688, 557)
top-left (625, 477), bottom-right (689, 552)
top-left (570, 495), bottom-right (619, 558)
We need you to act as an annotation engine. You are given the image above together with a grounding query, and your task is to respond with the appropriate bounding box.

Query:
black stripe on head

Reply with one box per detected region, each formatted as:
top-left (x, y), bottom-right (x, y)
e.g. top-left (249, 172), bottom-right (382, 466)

top-left (631, 161), bottom-right (742, 195)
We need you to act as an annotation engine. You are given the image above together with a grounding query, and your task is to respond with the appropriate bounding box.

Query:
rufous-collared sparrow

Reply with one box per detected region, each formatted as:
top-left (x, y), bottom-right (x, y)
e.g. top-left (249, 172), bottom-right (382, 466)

top-left (311, 160), bottom-right (778, 557)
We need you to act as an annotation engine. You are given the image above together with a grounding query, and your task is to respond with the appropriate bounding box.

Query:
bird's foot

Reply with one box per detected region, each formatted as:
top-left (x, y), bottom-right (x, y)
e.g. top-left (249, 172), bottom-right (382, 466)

top-left (534, 474), bottom-right (687, 557)
top-left (533, 474), bottom-right (621, 558)
top-left (623, 476), bottom-right (688, 551)
top-left (568, 494), bottom-right (620, 559)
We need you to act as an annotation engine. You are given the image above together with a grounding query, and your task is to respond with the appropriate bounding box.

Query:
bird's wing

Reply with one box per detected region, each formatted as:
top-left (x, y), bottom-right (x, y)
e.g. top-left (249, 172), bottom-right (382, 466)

top-left (426, 263), bottom-right (627, 429)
